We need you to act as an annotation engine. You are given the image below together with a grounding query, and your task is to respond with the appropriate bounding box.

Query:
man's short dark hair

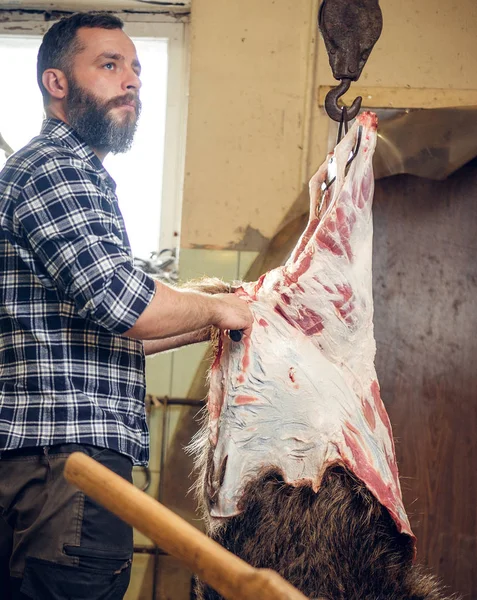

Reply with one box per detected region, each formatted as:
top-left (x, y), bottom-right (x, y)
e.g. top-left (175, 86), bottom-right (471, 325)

top-left (37, 12), bottom-right (124, 104)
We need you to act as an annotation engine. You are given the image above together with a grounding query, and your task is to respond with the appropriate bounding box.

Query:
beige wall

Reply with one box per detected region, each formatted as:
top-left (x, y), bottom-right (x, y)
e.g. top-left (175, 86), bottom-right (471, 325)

top-left (181, 0), bottom-right (320, 251)
top-left (181, 0), bottom-right (477, 252)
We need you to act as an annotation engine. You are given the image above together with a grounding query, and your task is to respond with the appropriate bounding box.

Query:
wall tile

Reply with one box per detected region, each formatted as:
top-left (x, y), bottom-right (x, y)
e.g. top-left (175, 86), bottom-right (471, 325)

top-left (170, 342), bottom-right (209, 399)
top-left (178, 248), bottom-right (239, 282)
top-left (145, 350), bottom-right (173, 398)
top-left (147, 403), bottom-right (187, 473)
top-left (125, 553), bottom-right (154, 600)
top-left (238, 250), bottom-right (260, 280)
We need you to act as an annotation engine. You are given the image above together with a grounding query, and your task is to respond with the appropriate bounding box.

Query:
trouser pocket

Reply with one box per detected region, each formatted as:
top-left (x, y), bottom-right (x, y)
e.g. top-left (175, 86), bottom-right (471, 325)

top-left (63, 544), bottom-right (132, 573)
top-left (21, 554), bottom-right (132, 600)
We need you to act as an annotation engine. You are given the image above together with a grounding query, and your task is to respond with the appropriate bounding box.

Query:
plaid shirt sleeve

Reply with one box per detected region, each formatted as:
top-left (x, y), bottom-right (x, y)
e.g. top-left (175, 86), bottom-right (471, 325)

top-left (15, 158), bottom-right (156, 334)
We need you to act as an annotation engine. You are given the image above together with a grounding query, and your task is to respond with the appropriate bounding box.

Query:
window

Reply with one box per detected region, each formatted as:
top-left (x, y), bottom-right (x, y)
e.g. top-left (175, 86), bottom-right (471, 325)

top-left (0, 18), bottom-right (188, 260)
top-left (104, 37), bottom-right (168, 259)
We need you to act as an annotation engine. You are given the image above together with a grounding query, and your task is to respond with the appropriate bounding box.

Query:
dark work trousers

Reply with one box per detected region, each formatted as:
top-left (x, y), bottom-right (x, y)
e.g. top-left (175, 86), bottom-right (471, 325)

top-left (0, 444), bottom-right (134, 600)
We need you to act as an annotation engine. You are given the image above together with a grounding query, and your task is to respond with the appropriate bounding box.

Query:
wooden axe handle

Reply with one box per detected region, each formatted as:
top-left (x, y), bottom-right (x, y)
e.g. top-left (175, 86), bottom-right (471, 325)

top-left (64, 452), bottom-right (308, 600)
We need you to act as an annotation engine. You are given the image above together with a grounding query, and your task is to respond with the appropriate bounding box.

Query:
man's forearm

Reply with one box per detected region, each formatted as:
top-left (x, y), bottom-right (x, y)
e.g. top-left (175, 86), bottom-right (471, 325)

top-left (124, 279), bottom-right (253, 342)
top-left (143, 327), bottom-right (211, 356)
top-left (125, 280), bottom-right (217, 340)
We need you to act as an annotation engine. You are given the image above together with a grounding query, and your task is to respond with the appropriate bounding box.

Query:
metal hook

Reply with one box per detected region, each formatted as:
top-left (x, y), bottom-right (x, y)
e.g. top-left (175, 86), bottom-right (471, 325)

top-left (337, 106), bottom-right (349, 144)
top-left (320, 125), bottom-right (363, 194)
top-left (324, 78), bottom-right (362, 123)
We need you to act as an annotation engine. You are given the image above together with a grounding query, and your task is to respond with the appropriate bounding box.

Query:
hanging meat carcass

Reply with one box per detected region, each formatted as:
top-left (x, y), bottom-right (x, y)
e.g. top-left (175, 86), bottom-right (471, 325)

top-left (191, 112), bottom-right (449, 600)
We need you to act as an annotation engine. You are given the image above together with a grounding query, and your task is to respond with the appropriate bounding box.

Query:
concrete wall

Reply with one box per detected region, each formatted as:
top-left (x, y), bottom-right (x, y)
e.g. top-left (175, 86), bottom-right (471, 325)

top-left (181, 0), bottom-right (477, 252)
top-left (181, 0), bottom-right (320, 251)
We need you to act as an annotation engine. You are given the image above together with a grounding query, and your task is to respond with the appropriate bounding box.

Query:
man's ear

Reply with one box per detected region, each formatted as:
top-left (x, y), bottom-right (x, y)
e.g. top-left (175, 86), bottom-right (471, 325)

top-left (42, 68), bottom-right (68, 100)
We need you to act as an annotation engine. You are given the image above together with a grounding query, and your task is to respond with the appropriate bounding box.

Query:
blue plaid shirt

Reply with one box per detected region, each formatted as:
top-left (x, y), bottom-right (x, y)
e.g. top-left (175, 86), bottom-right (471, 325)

top-left (0, 119), bottom-right (156, 465)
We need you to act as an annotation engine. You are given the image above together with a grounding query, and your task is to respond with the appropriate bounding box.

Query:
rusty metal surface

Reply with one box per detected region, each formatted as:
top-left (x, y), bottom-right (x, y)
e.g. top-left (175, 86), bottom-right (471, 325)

top-left (373, 160), bottom-right (477, 598)
top-left (319, 0), bottom-right (383, 121)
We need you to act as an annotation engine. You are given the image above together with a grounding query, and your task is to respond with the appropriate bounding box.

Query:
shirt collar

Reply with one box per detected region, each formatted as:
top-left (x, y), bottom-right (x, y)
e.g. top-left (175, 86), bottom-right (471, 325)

top-left (40, 118), bottom-right (117, 191)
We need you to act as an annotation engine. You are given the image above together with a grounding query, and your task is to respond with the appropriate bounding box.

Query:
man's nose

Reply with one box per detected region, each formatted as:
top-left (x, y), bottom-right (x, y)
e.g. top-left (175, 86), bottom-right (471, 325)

top-left (123, 68), bottom-right (141, 91)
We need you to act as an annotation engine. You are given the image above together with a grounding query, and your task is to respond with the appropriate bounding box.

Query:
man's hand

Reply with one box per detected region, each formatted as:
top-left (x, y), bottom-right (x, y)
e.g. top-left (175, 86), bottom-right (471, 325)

top-left (211, 293), bottom-right (253, 338)
top-left (125, 280), bottom-right (253, 341)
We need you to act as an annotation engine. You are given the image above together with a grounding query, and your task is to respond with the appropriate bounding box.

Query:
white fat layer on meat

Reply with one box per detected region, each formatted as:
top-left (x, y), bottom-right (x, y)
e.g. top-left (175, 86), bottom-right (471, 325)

top-left (207, 113), bottom-right (414, 541)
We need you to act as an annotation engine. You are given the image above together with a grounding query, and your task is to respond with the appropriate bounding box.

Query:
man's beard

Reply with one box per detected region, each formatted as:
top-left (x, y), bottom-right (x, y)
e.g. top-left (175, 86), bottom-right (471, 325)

top-left (65, 76), bottom-right (142, 154)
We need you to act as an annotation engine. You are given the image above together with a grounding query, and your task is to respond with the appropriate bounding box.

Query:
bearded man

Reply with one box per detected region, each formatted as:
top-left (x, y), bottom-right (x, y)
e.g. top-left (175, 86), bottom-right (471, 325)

top-left (0, 12), bottom-right (252, 600)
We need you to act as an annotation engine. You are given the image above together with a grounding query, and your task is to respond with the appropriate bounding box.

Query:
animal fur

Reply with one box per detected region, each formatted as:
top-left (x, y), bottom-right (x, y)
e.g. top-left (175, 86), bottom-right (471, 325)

top-left (185, 278), bottom-right (457, 600)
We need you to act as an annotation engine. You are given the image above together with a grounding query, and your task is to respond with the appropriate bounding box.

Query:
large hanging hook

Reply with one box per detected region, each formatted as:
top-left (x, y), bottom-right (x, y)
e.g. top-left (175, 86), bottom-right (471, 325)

top-left (318, 0), bottom-right (383, 123)
top-left (324, 79), bottom-right (362, 123)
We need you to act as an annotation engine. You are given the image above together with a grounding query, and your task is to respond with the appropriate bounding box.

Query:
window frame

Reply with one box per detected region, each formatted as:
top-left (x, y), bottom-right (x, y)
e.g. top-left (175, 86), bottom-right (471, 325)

top-left (0, 12), bottom-right (189, 253)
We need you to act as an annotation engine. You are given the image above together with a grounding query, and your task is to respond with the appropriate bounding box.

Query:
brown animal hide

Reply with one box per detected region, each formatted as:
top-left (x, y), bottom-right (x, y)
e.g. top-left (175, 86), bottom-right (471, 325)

top-left (186, 114), bottom-right (459, 600)
top-left (191, 458), bottom-right (454, 600)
